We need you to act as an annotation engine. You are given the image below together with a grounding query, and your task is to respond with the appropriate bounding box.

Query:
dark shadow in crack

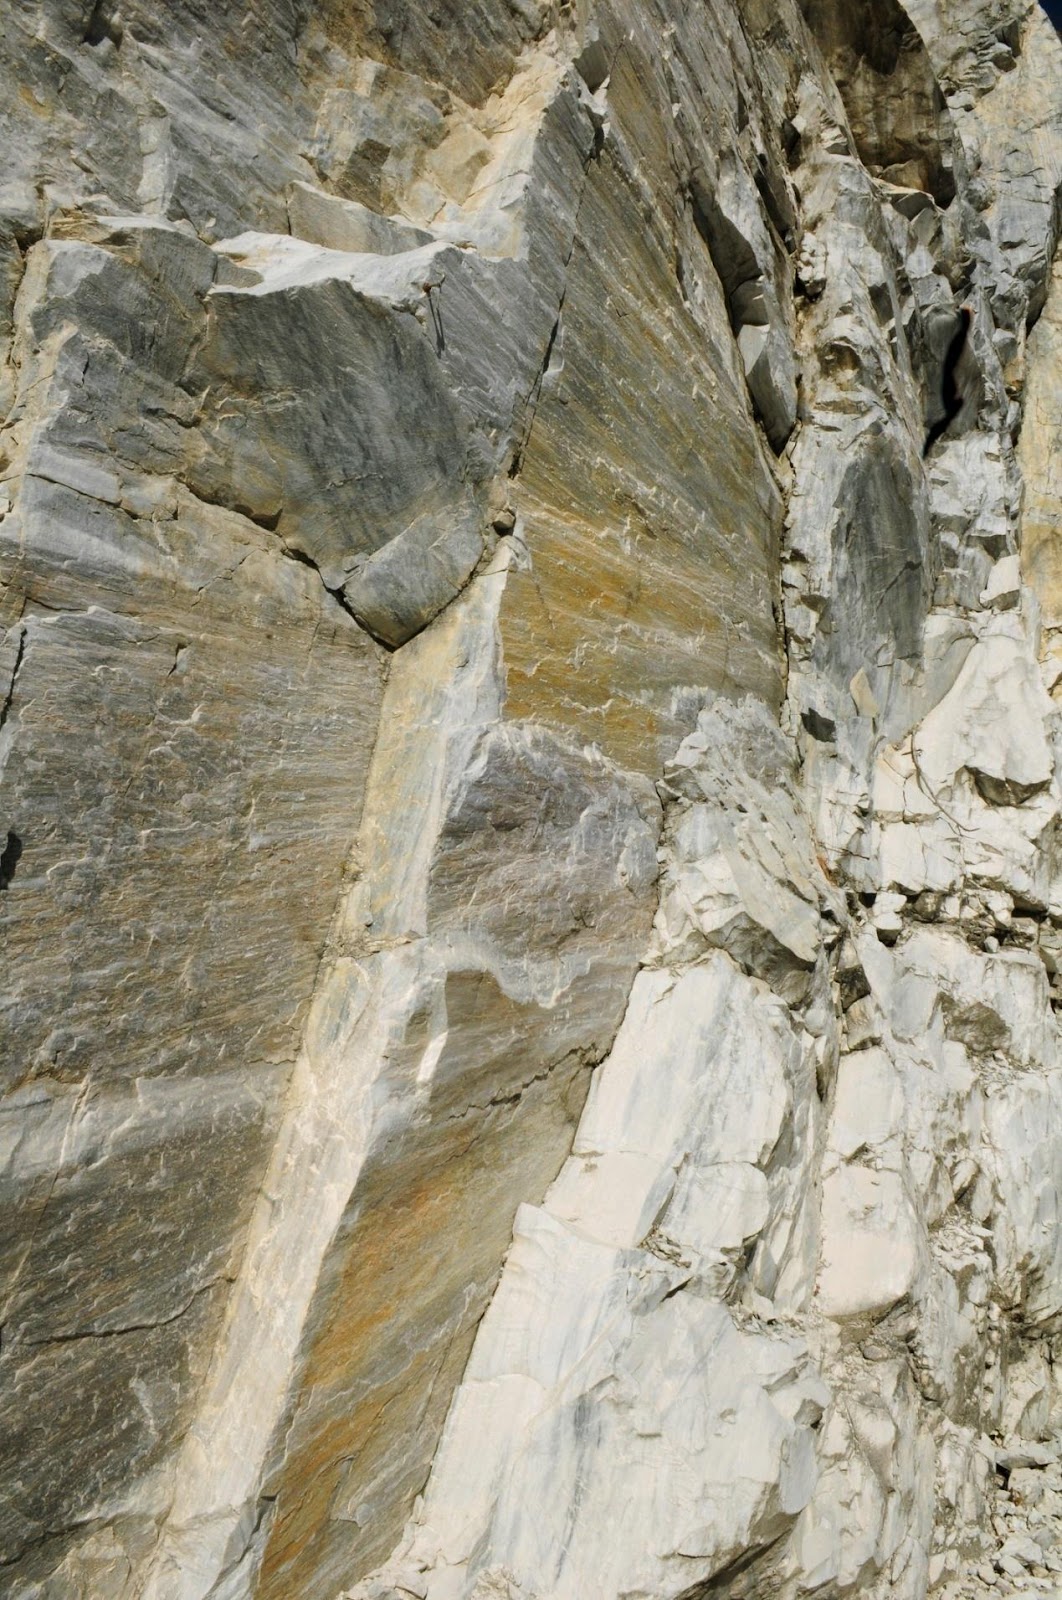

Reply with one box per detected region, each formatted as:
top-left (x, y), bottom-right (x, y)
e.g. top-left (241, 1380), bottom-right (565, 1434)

top-left (0, 831), bottom-right (22, 891)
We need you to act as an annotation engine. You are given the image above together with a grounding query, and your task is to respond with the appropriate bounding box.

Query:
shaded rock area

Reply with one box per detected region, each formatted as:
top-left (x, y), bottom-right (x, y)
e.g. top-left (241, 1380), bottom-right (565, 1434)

top-left (800, 0), bottom-right (961, 203)
top-left (2, 2), bottom-right (1062, 1600)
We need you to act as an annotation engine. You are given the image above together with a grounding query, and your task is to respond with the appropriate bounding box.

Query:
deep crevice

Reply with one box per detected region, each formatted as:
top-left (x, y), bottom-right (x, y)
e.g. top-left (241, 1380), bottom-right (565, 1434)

top-left (688, 180), bottom-right (763, 336)
top-left (277, 543), bottom-right (396, 652)
top-left (83, 0), bottom-right (123, 47)
top-left (242, 505), bottom-right (282, 532)
top-left (0, 831), bottom-right (21, 891)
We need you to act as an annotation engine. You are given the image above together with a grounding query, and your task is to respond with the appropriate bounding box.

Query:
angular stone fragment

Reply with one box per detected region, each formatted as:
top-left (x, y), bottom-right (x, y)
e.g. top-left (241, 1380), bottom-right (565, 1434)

top-left (818, 1165), bottom-right (924, 1320)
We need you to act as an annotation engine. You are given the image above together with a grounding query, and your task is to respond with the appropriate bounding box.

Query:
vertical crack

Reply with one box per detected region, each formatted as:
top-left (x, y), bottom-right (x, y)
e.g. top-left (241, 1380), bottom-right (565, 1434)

top-left (506, 99), bottom-right (607, 482)
top-left (0, 621), bottom-right (26, 734)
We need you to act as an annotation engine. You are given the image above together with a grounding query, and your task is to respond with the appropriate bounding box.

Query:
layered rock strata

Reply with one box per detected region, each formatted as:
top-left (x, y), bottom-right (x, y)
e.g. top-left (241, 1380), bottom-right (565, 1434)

top-left (2, 2), bottom-right (1062, 1599)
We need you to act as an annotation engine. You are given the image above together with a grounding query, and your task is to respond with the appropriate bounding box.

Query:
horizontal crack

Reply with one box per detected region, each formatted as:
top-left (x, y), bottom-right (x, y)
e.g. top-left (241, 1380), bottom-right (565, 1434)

top-left (19, 1276), bottom-right (231, 1350)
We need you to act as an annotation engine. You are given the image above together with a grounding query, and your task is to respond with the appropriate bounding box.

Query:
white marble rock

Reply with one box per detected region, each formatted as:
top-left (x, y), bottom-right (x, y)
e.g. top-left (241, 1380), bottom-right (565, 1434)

top-left (2, 2), bottom-right (1062, 1600)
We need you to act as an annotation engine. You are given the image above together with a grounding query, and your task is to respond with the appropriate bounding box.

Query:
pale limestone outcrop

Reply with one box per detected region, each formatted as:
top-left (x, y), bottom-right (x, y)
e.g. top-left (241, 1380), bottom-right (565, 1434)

top-left (3, 3), bottom-right (1062, 1600)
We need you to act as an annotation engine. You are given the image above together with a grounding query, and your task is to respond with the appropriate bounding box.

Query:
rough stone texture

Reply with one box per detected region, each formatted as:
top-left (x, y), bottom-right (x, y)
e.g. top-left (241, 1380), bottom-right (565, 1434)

top-left (4, 3), bottom-right (1062, 1600)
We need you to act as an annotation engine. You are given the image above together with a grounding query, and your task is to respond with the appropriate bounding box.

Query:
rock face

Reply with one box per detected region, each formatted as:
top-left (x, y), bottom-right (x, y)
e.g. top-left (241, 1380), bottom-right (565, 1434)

top-left (2, 3), bottom-right (1062, 1599)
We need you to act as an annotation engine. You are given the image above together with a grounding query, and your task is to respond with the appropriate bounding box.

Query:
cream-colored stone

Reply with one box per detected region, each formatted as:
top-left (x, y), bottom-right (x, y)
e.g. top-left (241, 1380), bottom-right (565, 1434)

top-left (4, 3), bottom-right (1062, 1599)
top-left (818, 1165), bottom-right (924, 1320)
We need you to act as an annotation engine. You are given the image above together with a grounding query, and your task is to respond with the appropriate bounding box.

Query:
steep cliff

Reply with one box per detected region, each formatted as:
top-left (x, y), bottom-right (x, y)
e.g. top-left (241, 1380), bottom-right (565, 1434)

top-left (2, 3), bottom-right (1062, 1598)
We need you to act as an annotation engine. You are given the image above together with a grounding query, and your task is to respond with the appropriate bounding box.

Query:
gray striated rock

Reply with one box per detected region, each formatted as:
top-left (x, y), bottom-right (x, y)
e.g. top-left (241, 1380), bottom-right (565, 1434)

top-left (3, 2), bottom-right (1062, 1600)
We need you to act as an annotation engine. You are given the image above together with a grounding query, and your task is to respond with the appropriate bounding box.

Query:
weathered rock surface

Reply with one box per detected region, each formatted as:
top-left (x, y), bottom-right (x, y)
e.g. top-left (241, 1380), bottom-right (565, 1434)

top-left (3, 2), bottom-right (1062, 1599)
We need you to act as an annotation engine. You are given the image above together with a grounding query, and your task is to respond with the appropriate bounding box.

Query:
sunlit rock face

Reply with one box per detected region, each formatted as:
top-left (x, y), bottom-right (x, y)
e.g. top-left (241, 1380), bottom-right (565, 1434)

top-left (2, 4), bottom-right (1062, 1600)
